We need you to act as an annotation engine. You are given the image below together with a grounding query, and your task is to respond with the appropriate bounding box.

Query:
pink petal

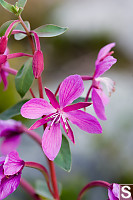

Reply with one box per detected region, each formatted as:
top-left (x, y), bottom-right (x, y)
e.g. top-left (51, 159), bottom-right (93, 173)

top-left (59, 75), bottom-right (84, 108)
top-left (45, 87), bottom-right (60, 109)
top-left (96, 43), bottom-right (115, 65)
top-left (0, 135), bottom-right (21, 155)
top-left (1, 70), bottom-right (8, 90)
top-left (0, 173), bottom-right (21, 199)
top-left (21, 98), bottom-right (56, 119)
top-left (92, 88), bottom-right (107, 120)
top-left (0, 36), bottom-right (8, 54)
top-left (29, 114), bottom-right (54, 130)
top-left (94, 56), bottom-right (117, 78)
top-left (65, 110), bottom-right (102, 134)
top-left (63, 102), bottom-right (92, 112)
top-left (0, 55), bottom-right (7, 65)
top-left (42, 123), bottom-right (62, 161)
top-left (94, 86), bottom-right (109, 106)
top-left (108, 184), bottom-right (120, 200)
top-left (60, 117), bottom-right (75, 143)
top-left (4, 151), bottom-right (24, 175)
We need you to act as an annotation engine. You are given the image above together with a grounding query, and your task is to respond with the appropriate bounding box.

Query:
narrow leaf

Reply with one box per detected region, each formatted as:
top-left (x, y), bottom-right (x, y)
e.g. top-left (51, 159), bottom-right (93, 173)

top-left (54, 135), bottom-right (71, 171)
top-left (0, 100), bottom-right (29, 120)
top-left (34, 24), bottom-right (68, 37)
top-left (0, 20), bottom-right (13, 37)
top-left (0, 0), bottom-right (14, 13)
top-left (14, 21), bottom-right (30, 40)
top-left (15, 58), bottom-right (34, 98)
top-left (35, 180), bottom-right (62, 200)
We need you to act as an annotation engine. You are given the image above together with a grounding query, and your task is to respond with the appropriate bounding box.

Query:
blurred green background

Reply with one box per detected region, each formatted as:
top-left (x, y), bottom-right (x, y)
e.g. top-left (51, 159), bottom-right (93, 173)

top-left (0, 0), bottom-right (133, 199)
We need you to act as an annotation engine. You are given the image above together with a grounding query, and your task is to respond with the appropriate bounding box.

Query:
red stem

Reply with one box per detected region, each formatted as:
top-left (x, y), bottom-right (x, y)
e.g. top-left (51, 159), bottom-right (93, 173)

top-left (20, 178), bottom-right (41, 200)
top-left (85, 86), bottom-right (92, 102)
top-left (5, 20), bottom-right (20, 37)
top-left (81, 75), bottom-right (93, 81)
top-left (7, 53), bottom-right (33, 59)
top-left (38, 76), bottom-right (44, 98)
top-left (25, 161), bottom-right (54, 197)
top-left (77, 180), bottom-right (110, 200)
top-left (2, 67), bottom-right (17, 75)
top-left (29, 88), bottom-right (36, 98)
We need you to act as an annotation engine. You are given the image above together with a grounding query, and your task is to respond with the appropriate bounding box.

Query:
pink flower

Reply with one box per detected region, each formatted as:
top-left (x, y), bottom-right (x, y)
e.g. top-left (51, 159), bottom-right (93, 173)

top-left (0, 48), bottom-right (9, 90)
top-left (108, 183), bottom-right (119, 200)
top-left (0, 151), bottom-right (25, 199)
top-left (85, 43), bottom-right (117, 120)
top-left (0, 120), bottom-right (23, 155)
top-left (21, 75), bottom-right (102, 160)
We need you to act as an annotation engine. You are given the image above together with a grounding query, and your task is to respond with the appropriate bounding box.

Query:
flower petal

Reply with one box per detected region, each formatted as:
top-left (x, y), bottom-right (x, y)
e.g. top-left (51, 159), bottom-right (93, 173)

top-left (45, 87), bottom-right (60, 109)
top-left (0, 173), bottom-right (21, 199)
top-left (59, 75), bottom-right (84, 108)
top-left (21, 98), bottom-right (56, 119)
top-left (63, 102), bottom-right (92, 112)
top-left (92, 88), bottom-right (107, 120)
top-left (60, 117), bottom-right (75, 143)
top-left (29, 114), bottom-right (54, 130)
top-left (42, 123), bottom-right (62, 161)
top-left (96, 43), bottom-right (115, 65)
top-left (108, 184), bottom-right (119, 200)
top-left (4, 151), bottom-right (24, 175)
top-left (1, 70), bottom-right (8, 90)
top-left (65, 110), bottom-right (102, 134)
top-left (0, 135), bottom-right (21, 155)
top-left (94, 56), bottom-right (117, 78)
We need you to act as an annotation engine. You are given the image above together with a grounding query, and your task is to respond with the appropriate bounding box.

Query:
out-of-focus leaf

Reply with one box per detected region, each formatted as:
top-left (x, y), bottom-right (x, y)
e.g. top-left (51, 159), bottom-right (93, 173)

top-left (0, 100), bottom-right (29, 120)
top-left (35, 180), bottom-right (62, 200)
top-left (0, 0), bottom-right (14, 13)
top-left (34, 24), bottom-right (68, 37)
top-left (54, 135), bottom-right (71, 171)
top-left (14, 21), bottom-right (30, 40)
top-left (15, 58), bottom-right (34, 98)
top-left (0, 20), bottom-right (13, 37)
top-left (17, 0), bottom-right (27, 8)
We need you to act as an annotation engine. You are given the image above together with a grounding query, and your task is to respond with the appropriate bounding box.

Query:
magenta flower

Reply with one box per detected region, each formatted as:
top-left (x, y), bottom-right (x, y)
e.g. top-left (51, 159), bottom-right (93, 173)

top-left (21, 75), bottom-right (102, 160)
top-left (0, 48), bottom-right (10, 90)
top-left (0, 151), bottom-right (25, 199)
top-left (84, 43), bottom-right (117, 120)
top-left (0, 120), bottom-right (23, 155)
top-left (108, 183), bottom-right (119, 200)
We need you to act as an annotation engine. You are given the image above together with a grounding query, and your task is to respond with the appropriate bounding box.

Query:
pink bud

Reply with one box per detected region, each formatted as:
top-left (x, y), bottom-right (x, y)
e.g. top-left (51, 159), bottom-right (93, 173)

top-left (0, 36), bottom-right (8, 54)
top-left (0, 55), bottom-right (7, 65)
top-left (32, 50), bottom-right (44, 79)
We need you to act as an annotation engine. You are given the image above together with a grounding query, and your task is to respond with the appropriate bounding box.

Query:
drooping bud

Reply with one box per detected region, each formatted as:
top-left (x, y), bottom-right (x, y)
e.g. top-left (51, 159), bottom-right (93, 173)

top-left (0, 36), bottom-right (8, 54)
top-left (32, 50), bottom-right (44, 79)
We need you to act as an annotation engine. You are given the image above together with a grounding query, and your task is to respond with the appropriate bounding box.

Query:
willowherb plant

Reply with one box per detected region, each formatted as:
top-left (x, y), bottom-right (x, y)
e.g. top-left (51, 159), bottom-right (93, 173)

top-left (0, 0), bottom-right (118, 199)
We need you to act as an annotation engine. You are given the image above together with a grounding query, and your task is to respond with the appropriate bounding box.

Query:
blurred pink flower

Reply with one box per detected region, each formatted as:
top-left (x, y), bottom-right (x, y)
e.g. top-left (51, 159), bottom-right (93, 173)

top-left (108, 183), bottom-right (119, 200)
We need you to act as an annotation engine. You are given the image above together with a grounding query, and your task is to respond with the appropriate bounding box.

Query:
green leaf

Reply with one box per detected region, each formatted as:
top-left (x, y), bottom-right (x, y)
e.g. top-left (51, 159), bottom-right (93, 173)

top-left (54, 135), bottom-right (71, 171)
top-left (0, 20), bottom-right (13, 37)
top-left (15, 58), bottom-right (34, 98)
top-left (14, 21), bottom-right (30, 40)
top-left (0, 0), bottom-right (14, 13)
top-left (17, 0), bottom-right (27, 8)
top-left (35, 180), bottom-right (62, 200)
top-left (0, 99), bottom-right (29, 120)
top-left (73, 97), bottom-right (92, 104)
top-left (34, 24), bottom-right (68, 37)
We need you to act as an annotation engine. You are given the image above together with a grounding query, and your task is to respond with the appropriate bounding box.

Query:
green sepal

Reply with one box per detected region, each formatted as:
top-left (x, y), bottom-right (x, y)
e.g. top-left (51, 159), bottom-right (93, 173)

top-left (15, 58), bottom-right (34, 98)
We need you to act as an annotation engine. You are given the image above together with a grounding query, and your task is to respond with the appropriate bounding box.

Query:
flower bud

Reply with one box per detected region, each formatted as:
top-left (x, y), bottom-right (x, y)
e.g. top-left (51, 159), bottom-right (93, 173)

top-left (32, 50), bottom-right (44, 79)
top-left (0, 36), bottom-right (8, 54)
